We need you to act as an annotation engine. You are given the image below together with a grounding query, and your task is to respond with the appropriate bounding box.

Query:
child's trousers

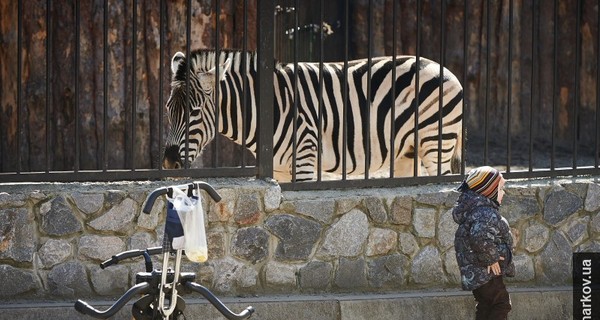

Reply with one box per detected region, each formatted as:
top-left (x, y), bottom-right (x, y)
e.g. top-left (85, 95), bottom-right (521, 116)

top-left (472, 276), bottom-right (511, 320)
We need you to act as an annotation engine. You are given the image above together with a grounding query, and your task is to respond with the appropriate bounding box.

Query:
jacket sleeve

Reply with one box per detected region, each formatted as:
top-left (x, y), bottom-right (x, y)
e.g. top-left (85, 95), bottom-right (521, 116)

top-left (468, 209), bottom-right (501, 266)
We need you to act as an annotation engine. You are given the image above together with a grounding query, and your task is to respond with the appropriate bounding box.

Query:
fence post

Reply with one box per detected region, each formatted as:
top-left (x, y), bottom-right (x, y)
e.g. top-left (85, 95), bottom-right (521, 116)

top-left (257, 0), bottom-right (275, 179)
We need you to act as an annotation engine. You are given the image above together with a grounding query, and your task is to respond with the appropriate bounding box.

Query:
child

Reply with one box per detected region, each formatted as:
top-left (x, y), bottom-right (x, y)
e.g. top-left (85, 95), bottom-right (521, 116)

top-left (453, 166), bottom-right (515, 320)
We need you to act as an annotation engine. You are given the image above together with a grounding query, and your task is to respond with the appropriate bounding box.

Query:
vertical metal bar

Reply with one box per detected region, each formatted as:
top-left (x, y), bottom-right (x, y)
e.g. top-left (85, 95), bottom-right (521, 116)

top-left (573, 0), bottom-right (581, 173)
top-left (484, 0), bottom-right (490, 166)
top-left (103, 0), bottom-right (109, 171)
top-left (462, 0), bottom-right (468, 175)
top-left (17, 0), bottom-right (22, 174)
top-left (46, 0), bottom-right (52, 172)
top-left (437, 0), bottom-right (446, 176)
top-left (551, 0), bottom-right (558, 174)
top-left (414, 0), bottom-right (421, 177)
top-left (257, 0), bottom-right (275, 179)
top-left (213, 0), bottom-right (221, 167)
top-left (342, 0), bottom-right (349, 181)
top-left (507, 0), bottom-right (513, 173)
top-left (185, 0), bottom-right (192, 169)
top-left (390, 0), bottom-right (397, 178)
top-left (241, 0), bottom-right (248, 168)
top-left (159, 0), bottom-right (165, 171)
top-left (366, 0), bottom-right (373, 180)
top-left (132, 0), bottom-right (137, 171)
top-left (317, 0), bottom-right (324, 182)
top-left (292, 0), bottom-right (299, 181)
top-left (529, 0), bottom-right (537, 173)
top-left (75, 0), bottom-right (81, 172)
top-left (597, 0), bottom-right (600, 169)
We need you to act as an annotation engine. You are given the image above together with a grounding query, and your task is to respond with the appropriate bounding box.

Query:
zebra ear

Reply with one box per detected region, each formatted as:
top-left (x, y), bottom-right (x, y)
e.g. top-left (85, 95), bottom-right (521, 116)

top-left (206, 57), bottom-right (232, 81)
top-left (171, 52), bottom-right (185, 74)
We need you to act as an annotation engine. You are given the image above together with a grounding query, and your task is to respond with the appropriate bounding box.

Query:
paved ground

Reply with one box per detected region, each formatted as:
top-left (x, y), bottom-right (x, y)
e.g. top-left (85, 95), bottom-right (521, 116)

top-left (0, 286), bottom-right (571, 320)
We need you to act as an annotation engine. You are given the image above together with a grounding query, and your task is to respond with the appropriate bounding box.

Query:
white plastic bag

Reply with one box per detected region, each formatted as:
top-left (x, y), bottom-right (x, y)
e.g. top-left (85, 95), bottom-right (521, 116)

top-left (169, 187), bottom-right (208, 263)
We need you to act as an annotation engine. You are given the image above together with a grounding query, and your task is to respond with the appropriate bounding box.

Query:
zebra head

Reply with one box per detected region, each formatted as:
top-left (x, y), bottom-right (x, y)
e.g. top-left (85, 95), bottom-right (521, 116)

top-left (162, 51), bottom-right (232, 169)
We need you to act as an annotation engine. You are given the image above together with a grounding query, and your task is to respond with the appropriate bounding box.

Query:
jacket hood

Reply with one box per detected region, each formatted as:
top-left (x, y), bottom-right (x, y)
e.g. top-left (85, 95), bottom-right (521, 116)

top-left (452, 189), bottom-right (499, 224)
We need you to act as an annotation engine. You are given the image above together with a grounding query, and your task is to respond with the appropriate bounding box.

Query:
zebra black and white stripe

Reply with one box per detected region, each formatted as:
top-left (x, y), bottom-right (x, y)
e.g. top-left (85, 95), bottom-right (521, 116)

top-left (162, 49), bottom-right (463, 181)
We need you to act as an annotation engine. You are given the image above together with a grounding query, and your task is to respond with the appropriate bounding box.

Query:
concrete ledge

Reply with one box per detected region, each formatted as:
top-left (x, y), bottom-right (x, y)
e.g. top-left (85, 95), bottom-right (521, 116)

top-left (0, 287), bottom-right (571, 320)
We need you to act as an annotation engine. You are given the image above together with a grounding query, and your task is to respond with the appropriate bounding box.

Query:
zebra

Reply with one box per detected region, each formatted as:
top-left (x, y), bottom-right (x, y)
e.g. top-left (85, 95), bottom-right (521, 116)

top-left (162, 49), bottom-right (463, 181)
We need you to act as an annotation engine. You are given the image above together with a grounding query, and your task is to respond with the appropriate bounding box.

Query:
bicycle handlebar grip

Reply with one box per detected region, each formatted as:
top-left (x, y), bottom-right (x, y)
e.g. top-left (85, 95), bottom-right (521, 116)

top-left (142, 187), bottom-right (168, 214)
top-left (74, 300), bottom-right (112, 319)
top-left (195, 181), bottom-right (222, 202)
top-left (74, 282), bottom-right (151, 318)
top-left (142, 182), bottom-right (221, 214)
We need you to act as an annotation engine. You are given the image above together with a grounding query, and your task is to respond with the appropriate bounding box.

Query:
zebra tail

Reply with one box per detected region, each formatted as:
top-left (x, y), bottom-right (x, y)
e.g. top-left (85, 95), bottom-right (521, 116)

top-left (451, 129), bottom-right (463, 174)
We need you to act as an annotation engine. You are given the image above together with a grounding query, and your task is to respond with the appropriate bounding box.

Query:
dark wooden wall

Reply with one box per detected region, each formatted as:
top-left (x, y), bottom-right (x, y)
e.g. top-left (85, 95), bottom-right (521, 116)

top-left (1, 0), bottom-right (598, 172)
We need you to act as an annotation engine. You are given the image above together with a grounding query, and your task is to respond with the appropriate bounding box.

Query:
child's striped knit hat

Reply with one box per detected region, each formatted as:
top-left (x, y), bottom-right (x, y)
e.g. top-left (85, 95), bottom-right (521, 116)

top-left (460, 166), bottom-right (502, 201)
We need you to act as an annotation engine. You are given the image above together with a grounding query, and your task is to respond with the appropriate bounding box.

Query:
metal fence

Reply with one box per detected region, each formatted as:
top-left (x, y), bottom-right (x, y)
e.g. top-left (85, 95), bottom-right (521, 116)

top-left (1, 0), bottom-right (599, 190)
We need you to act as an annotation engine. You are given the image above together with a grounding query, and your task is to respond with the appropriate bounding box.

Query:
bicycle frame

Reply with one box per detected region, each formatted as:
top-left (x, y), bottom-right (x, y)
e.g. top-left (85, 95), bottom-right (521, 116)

top-left (75, 182), bottom-right (255, 320)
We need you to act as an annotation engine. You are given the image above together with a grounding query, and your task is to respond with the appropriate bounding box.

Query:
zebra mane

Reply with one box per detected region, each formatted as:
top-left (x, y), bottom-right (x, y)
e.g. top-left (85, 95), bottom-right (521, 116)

top-left (173, 49), bottom-right (258, 82)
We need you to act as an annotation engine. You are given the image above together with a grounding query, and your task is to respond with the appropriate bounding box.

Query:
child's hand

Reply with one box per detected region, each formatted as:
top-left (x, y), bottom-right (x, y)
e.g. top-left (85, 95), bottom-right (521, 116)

top-left (487, 257), bottom-right (505, 275)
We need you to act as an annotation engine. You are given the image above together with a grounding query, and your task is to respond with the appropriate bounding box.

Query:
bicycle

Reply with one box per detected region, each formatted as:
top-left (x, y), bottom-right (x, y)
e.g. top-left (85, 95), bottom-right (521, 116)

top-left (75, 182), bottom-right (255, 320)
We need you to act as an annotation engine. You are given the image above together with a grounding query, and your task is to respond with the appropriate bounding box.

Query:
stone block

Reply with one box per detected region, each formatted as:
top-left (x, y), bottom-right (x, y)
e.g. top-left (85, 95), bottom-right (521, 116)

top-left (335, 258), bottom-right (367, 289)
top-left (91, 265), bottom-right (129, 295)
top-left (128, 232), bottom-right (158, 251)
top-left (442, 248), bottom-right (461, 285)
top-left (389, 196), bottom-right (412, 225)
top-left (40, 196), bottom-right (82, 236)
top-left (0, 207), bottom-right (35, 262)
top-left (561, 216), bottom-right (589, 246)
top-left (138, 197), bottom-right (163, 230)
top-left (523, 222), bottom-right (550, 253)
top-left (290, 199), bottom-right (336, 223)
top-left (437, 208), bottom-right (457, 250)
top-left (265, 214), bottom-right (321, 261)
top-left (413, 208), bottom-right (436, 238)
top-left (0, 192), bottom-right (27, 208)
top-left (411, 246), bottom-right (446, 284)
top-left (318, 209), bottom-right (369, 258)
top-left (367, 254), bottom-right (408, 288)
top-left (207, 231), bottom-right (226, 259)
top-left (48, 261), bottom-right (92, 297)
top-left (78, 235), bottom-right (126, 261)
top-left (500, 194), bottom-right (540, 224)
top-left (584, 183), bottom-right (600, 212)
top-left (299, 261), bottom-right (333, 290)
top-left (71, 192), bottom-right (104, 215)
top-left (211, 257), bottom-right (258, 293)
top-left (366, 228), bottom-right (396, 256)
top-left (398, 232), bottom-right (419, 257)
top-left (537, 232), bottom-right (572, 285)
top-left (264, 183), bottom-right (282, 212)
top-left (363, 197), bottom-right (387, 223)
top-left (231, 227), bottom-right (269, 264)
top-left (0, 264), bottom-right (39, 297)
top-left (336, 197), bottom-right (361, 215)
top-left (38, 239), bottom-right (72, 268)
top-left (543, 188), bottom-right (582, 225)
top-left (264, 261), bottom-right (297, 288)
top-left (508, 253), bottom-right (535, 282)
top-left (209, 188), bottom-right (236, 222)
top-left (235, 192), bottom-right (262, 226)
top-left (89, 198), bottom-right (137, 234)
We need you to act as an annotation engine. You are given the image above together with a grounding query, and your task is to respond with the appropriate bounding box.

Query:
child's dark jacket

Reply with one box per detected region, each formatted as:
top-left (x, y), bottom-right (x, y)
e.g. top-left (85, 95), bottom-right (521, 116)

top-left (453, 190), bottom-right (515, 291)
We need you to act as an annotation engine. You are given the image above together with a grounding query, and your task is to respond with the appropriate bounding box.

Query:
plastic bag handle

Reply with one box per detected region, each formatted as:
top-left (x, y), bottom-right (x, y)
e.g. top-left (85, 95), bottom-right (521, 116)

top-left (143, 182), bottom-right (221, 214)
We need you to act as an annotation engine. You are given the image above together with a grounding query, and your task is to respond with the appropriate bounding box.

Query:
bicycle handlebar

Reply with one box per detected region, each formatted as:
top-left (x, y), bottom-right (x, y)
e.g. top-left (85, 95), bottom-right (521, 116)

top-left (184, 282), bottom-right (254, 320)
top-left (100, 247), bottom-right (163, 269)
top-left (74, 282), bottom-right (151, 319)
top-left (142, 181), bottom-right (221, 214)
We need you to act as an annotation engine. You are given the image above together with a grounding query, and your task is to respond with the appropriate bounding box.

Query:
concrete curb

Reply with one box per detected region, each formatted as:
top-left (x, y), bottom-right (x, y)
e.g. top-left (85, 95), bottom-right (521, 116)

top-left (0, 287), bottom-right (571, 320)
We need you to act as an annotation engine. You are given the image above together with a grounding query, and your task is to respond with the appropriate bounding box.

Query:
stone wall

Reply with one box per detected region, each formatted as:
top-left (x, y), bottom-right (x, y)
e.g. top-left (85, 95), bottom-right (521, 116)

top-left (1, 178), bottom-right (599, 301)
